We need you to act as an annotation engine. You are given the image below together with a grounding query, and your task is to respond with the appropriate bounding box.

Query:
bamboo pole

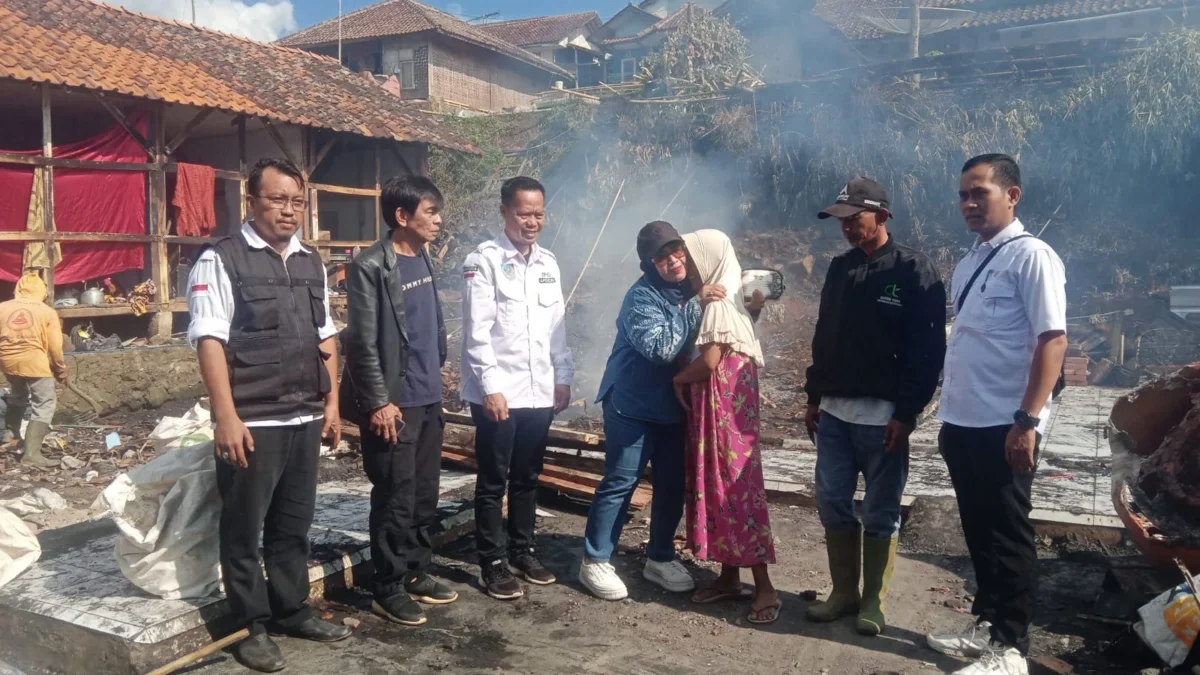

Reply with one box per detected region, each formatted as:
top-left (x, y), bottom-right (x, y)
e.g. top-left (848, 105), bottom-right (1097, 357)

top-left (566, 180), bottom-right (624, 306)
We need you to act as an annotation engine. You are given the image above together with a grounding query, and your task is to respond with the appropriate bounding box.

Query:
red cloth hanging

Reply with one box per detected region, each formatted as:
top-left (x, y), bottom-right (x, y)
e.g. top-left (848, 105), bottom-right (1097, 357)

top-left (172, 162), bottom-right (216, 237)
top-left (0, 115), bottom-right (148, 284)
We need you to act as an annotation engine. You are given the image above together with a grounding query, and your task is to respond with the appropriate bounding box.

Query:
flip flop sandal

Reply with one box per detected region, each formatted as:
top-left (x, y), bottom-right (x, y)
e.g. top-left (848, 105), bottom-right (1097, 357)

top-left (746, 599), bottom-right (783, 625)
top-left (692, 586), bottom-right (754, 605)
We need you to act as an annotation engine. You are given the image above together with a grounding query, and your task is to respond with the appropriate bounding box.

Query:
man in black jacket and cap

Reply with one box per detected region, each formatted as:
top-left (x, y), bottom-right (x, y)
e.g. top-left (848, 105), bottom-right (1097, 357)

top-left (341, 175), bottom-right (455, 628)
top-left (803, 177), bottom-right (946, 637)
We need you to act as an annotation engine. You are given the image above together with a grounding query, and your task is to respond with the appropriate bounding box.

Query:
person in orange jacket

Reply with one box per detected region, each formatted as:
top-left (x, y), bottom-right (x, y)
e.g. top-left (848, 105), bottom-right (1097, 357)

top-left (0, 272), bottom-right (67, 468)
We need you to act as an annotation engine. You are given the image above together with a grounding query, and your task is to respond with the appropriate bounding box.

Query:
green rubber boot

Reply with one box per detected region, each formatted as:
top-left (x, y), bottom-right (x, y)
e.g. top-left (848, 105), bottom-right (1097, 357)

top-left (20, 420), bottom-right (59, 469)
top-left (805, 528), bottom-right (861, 622)
top-left (3, 404), bottom-right (26, 444)
top-left (856, 535), bottom-right (898, 636)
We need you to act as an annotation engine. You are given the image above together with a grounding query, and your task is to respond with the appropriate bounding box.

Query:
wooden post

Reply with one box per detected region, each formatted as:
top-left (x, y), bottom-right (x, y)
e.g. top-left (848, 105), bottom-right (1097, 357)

top-left (40, 83), bottom-right (55, 304)
top-left (237, 116), bottom-right (247, 224)
top-left (374, 142), bottom-right (382, 240)
top-left (148, 104), bottom-right (172, 342)
top-left (1109, 316), bottom-right (1124, 364)
top-left (909, 0), bottom-right (921, 59)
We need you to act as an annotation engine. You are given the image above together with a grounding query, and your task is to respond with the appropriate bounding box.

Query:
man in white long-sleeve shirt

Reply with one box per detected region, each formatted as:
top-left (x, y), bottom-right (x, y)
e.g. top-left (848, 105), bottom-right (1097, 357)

top-left (460, 175), bottom-right (574, 601)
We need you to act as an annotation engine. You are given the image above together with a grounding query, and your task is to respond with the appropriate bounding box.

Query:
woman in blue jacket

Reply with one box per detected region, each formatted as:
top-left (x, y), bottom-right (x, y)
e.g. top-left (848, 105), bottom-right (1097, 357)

top-left (578, 221), bottom-right (719, 601)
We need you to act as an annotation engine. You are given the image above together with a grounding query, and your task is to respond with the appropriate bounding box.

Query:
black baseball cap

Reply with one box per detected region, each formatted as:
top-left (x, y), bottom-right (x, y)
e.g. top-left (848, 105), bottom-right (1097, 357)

top-left (818, 177), bottom-right (890, 220)
top-left (636, 221), bottom-right (684, 262)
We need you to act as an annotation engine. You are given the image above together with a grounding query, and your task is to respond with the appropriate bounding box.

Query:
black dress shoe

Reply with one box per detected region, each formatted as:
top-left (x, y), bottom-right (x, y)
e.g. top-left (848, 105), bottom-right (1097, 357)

top-left (231, 634), bottom-right (286, 673)
top-left (272, 617), bottom-right (353, 643)
top-left (406, 573), bottom-right (459, 605)
top-left (373, 593), bottom-right (427, 626)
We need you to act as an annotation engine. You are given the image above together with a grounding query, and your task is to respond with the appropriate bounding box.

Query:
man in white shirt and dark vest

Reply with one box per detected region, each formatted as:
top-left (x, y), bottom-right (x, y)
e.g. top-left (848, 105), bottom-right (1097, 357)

top-left (187, 158), bottom-right (350, 672)
top-left (460, 176), bottom-right (574, 601)
top-left (926, 154), bottom-right (1067, 675)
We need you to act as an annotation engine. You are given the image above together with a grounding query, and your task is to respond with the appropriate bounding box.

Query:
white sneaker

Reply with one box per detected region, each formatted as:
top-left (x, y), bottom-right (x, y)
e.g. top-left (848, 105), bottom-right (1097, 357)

top-left (579, 560), bottom-right (628, 601)
top-left (642, 559), bottom-right (695, 593)
top-left (952, 643), bottom-right (1028, 675)
top-left (927, 619), bottom-right (993, 657)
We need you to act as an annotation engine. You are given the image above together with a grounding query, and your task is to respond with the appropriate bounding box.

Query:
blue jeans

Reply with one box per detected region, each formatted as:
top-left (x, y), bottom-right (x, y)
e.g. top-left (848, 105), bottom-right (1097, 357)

top-left (583, 403), bottom-right (685, 563)
top-left (815, 412), bottom-right (909, 539)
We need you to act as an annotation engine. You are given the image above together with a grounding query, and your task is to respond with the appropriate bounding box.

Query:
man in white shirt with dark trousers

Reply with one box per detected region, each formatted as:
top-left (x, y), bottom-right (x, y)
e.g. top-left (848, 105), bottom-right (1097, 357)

top-left (460, 176), bottom-right (574, 601)
top-left (927, 154), bottom-right (1067, 675)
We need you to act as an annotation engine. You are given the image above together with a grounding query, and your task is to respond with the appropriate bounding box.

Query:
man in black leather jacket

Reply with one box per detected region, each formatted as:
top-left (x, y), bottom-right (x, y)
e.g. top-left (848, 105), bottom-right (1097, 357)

top-left (341, 175), bottom-right (452, 627)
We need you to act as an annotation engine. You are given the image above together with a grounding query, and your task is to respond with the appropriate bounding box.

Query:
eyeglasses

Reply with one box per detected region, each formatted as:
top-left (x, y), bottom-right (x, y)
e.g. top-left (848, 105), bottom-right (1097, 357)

top-left (653, 248), bottom-right (686, 265)
top-left (253, 195), bottom-right (308, 211)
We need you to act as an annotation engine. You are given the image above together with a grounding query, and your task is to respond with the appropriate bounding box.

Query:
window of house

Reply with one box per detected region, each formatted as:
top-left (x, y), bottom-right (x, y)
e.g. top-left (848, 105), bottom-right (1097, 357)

top-left (621, 57), bottom-right (637, 82)
top-left (394, 48), bottom-right (416, 89)
top-left (554, 48), bottom-right (576, 66)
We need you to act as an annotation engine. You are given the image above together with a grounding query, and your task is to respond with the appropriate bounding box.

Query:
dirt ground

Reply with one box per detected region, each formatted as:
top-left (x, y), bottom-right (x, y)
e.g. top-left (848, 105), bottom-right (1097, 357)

top-left (184, 501), bottom-right (1153, 675)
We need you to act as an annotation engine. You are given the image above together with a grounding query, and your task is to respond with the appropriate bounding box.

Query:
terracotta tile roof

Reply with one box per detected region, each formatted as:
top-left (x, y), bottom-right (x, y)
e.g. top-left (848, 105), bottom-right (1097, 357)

top-left (816, 0), bottom-right (1184, 40)
top-left (475, 12), bottom-right (602, 47)
top-left (0, 0), bottom-right (478, 153)
top-left (277, 0), bottom-right (572, 79)
top-left (602, 3), bottom-right (709, 46)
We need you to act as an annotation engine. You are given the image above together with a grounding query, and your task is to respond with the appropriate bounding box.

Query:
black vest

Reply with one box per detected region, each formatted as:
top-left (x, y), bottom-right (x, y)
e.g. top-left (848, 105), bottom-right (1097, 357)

top-left (211, 233), bottom-right (331, 422)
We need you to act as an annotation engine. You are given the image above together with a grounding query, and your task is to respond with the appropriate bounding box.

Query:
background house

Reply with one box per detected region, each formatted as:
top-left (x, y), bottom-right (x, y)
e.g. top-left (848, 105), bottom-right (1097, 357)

top-left (814, 0), bottom-right (1198, 64)
top-left (0, 0), bottom-right (473, 339)
top-left (638, 0), bottom-right (724, 19)
top-left (600, 3), bottom-right (709, 84)
top-left (477, 12), bottom-right (609, 88)
top-left (715, 0), bottom-right (859, 81)
top-left (278, 0), bottom-right (573, 112)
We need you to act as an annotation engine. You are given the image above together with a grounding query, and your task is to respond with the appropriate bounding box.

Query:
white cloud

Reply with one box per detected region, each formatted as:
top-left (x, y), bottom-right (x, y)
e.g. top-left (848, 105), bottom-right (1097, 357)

top-left (105, 0), bottom-right (297, 43)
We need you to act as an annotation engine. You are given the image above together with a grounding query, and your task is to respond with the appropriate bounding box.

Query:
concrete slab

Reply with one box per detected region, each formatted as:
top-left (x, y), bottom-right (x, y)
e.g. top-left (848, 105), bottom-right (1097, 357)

top-left (761, 386), bottom-right (1125, 520)
top-left (0, 469), bottom-right (475, 675)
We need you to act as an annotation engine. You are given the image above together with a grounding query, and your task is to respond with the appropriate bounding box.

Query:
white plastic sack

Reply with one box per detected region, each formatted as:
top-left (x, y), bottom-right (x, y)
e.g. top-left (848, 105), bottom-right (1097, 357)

top-left (1135, 574), bottom-right (1200, 668)
top-left (100, 403), bottom-right (220, 600)
top-left (0, 506), bottom-right (40, 588)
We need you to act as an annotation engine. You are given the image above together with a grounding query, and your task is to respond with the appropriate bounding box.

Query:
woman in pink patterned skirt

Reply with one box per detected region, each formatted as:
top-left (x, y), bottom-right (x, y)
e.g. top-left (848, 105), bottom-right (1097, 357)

top-left (673, 229), bottom-right (779, 624)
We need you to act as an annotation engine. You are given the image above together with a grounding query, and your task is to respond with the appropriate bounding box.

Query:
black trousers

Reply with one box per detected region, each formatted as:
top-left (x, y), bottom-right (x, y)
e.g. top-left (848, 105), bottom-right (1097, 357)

top-left (217, 421), bottom-right (321, 636)
top-left (471, 405), bottom-right (555, 561)
top-left (939, 423), bottom-right (1040, 653)
top-left (362, 402), bottom-right (444, 598)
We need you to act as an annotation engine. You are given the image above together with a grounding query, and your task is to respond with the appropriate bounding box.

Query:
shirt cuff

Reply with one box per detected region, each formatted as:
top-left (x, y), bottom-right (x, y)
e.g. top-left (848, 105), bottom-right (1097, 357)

top-left (480, 371), bottom-right (502, 397)
top-left (318, 324), bottom-right (338, 341)
top-left (554, 371), bottom-right (574, 387)
top-left (188, 318), bottom-right (230, 348)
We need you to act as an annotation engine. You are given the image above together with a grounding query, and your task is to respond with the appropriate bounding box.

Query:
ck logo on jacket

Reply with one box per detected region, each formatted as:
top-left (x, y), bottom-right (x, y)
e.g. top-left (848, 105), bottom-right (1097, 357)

top-left (878, 283), bottom-right (902, 307)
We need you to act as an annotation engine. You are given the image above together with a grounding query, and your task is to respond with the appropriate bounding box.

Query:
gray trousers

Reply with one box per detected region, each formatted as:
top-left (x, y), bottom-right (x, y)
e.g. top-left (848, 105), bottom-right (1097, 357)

top-left (7, 375), bottom-right (57, 424)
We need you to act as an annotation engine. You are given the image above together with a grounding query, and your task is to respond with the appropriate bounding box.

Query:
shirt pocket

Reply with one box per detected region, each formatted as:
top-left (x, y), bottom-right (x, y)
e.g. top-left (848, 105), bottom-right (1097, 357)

top-left (307, 285), bottom-right (327, 330)
top-left (979, 271), bottom-right (1020, 331)
top-left (495, 276), bottom-right (526, 330)
top-left (235, 284), bottom-right (280, 332)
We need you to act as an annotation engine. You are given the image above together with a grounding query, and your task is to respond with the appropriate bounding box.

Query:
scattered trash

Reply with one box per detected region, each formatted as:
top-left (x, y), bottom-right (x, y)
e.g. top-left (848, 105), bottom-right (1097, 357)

top-left (1134, 570), bottom-right (1200, 668)
top-left (0, 488), bottom-right (68, 517)
top-left (320, 611), bottom-right (334, 620)
top-left (83, 470), bottom-right (99, 482)
top-left (60, 455), bottom-right (85, 470)
top-left (105, 432), bottom-right (122, 451)
top-left (69, 322), bottom-right (123, 353)
top-left (342, 617), bottom-right (361, 629)
top-left (535, 508), bottom-right (557, 518)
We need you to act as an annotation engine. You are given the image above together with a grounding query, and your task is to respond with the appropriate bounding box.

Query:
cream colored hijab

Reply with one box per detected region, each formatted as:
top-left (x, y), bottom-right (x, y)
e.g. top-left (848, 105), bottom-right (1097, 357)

top-left (682, 229), bottom-right (764, 367)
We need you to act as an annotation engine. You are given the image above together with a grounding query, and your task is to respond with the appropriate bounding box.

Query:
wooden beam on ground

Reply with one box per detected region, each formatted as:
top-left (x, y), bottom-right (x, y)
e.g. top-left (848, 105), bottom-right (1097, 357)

top-left (442, 410), bottom-right (602, 447)
top-left (260, 118), bottom-right (298, 168)
top-left (92, 92), bottom-right (152, 157)
top-left (164, 108), bottom-right (215, 156)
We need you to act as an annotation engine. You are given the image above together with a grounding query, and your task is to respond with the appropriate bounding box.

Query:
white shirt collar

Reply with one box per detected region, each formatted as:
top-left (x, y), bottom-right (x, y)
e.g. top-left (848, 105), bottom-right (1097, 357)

top-left (241, 221), bottom-right (309, 259)
top-left (496, 232), bottom-right (543, 264)
top-left (972, 218), bottom-right (1025, 252)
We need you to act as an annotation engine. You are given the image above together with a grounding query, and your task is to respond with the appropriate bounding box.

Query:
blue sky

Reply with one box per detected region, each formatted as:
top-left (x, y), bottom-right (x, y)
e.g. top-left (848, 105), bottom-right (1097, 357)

top-left (295, 0), bottom-right (632, 28)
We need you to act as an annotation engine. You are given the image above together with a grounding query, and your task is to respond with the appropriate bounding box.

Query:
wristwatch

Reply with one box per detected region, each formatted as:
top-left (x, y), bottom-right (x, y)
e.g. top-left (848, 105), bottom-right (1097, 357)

top-left (1013, 410), bottom-right (1040, 430)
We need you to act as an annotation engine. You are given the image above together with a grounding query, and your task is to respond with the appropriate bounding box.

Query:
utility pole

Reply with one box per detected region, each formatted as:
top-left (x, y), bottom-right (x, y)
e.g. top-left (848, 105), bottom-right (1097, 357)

top-left (909, 0), bottom-right (921, 58)
top-left (338, 0), bottom-right (343, 64)
top-left (190, 0), bottom-right (196, 24)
